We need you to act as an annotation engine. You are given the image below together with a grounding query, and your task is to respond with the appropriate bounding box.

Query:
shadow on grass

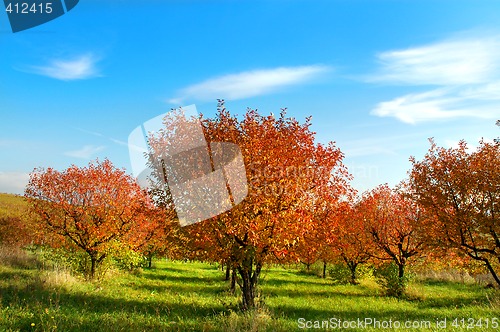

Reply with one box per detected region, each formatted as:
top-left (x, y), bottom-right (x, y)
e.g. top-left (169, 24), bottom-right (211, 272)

top-left (0, 269), bottom-right (35, 281)
top-left (130, 280), bottom-right (226, 297)
top-left (270, 303), bottom-right (463, 324)
top-left (0, 280), bottom-right (229, 321)
top-left (154, 263), bottom-right (219, 272)
top-left (415, 291), bottom-right (496, 310)
top-left (140, 271), bottom-right (220, 283)
top-left (264, 288), bottom-right (380, 300)
top-left (0, 264), bottom-right (234, 332)
top-left (1, 286), bottom-right (217, 332)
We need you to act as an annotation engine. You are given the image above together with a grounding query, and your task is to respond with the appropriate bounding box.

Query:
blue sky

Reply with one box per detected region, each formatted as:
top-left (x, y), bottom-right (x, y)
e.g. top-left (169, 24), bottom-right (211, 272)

top-left (1, 0), bottom-right (500, 195)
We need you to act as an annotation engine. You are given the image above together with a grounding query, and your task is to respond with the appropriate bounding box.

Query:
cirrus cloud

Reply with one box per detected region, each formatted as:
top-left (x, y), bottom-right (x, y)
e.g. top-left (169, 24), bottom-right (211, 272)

top-left (23, 54), bottom-right (101, 81)
top-left (371, 85), bottom-right (500, 124)
top-left (168, 65), bottom-right (331, 104)
top-left (367, 36), bottom-right (500, 86)
top-left (368, 33), bottom-right (500, 124)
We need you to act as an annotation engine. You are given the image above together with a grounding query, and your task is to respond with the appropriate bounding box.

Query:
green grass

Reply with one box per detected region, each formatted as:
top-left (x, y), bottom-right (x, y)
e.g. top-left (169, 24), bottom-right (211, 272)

top-left (0, 255), bottom-right (499, 331)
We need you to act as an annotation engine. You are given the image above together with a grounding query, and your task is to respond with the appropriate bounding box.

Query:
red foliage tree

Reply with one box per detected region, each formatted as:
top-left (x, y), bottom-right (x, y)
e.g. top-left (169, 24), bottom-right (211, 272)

top-left (25, 159), bottom-right (152, 279)
top-left (129, 205), bottom-right (179, 268)
top-left (148, 102), bottom-right (350, 309)
top-left (409, 139), bottom-right (500, 286)
top-left (330, 201), bottom-right (373, 284)
top-left (294, 185), bottom-right (353, 278)
top-left (360, 184), bottom-right (431, 289)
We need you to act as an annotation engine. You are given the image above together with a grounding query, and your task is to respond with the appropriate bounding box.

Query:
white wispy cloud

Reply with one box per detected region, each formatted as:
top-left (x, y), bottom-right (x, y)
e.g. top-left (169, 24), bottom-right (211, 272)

top-left (65, 145), bottom-right (106, 159)
top-left (0, 172), bottom-right (29, 195)
top-left (371, 85), bottom-right (500, 124)
top-left (368, 36), bottom-right (500, 85)
top-left (26, 54), bottom-right (101, 81)
top-left (368, 33), bottom-right (500, 123)
top-left (168, 65), bottom-right (330, 103)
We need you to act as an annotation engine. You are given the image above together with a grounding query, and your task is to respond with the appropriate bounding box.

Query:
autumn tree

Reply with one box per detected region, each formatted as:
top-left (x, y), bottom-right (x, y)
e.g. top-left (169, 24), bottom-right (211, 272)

top-left (331, 201), bottom-right (373, 284)
top-left (293, 194), bottom-right (331, 274)
top-left (130, 185), bottom-right (180, 268)
top-left (294, 184), bottom-right (353, 279)
top-left (25, 159), bottom-right (152, 280)
top-left (129, 205), bottom-right (179, 268)
top-left (0, 215), bottom-right (31, 248)
top-left (180, 214), bottom-right (242, 292)
top-left (147, 102), bottom-right (350, 309)
top-left (294, 216), bottom-right (321, 272)
top-left (409, 139), bottom-right (500, 286)
top-left (361, 184), bottom-right (430, 295)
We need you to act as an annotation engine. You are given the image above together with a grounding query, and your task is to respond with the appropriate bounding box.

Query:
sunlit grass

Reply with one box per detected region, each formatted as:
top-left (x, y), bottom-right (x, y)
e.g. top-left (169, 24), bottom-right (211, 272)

top-left (0, 193), bottom-right (26, 218)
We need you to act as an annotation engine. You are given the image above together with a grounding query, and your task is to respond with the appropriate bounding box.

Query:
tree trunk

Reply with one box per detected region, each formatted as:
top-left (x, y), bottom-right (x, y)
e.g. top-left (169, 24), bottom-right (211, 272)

top-left (230, 268), bottom-right (237, 294)
top-left (348, 262), bottom-right (358, 285)
top-left (148, 255), bottom-right (153, 269)
top-left (237, 258), bottom-right (262, 310)
top-left (239, 267), bottom-right (254, 310)
top-left (398, 263), bottom-right (405, 280)
top-left (396, 263), bottom-right (406, 297)
top-left (87, 252), bottom-right (106, 280)
top-left (322, 260), bottom-right (327, 279)
top-left (300, 260), bottom-right (311, 272)
top-left (484, 259), bottom-right (500, 287)
top-left (90, 255), bottom-right (97, 280)
top-left (225, 264), bottom-right (231, 281)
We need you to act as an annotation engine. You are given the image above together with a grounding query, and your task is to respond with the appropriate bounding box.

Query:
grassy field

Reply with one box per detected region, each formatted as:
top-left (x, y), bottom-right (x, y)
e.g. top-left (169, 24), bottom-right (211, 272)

top-left (0, 193), bottom-right (26, 218)
top-left (1, 251), bottom-right (499, 332)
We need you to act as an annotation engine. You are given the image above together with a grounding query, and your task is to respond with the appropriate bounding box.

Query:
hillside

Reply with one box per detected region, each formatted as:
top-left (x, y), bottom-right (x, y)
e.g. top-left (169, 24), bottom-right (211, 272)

top-left (0, 193), bottom-right (27, 219)
top-left (0, 193), bottom-right (29, 246)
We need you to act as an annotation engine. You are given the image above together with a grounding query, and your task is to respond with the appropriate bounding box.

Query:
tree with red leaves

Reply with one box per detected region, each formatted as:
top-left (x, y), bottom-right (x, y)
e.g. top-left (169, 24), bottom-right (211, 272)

top-left (25, 159), bottom-right (152, 279)
top-left (331, 201), bottom-right (373, 284)
top-left (409, 139), bottom-right (500, 286)
top-left (360, 184), bottom-right (431, 295)
top-left (148, 102), bottom-right (350, 309)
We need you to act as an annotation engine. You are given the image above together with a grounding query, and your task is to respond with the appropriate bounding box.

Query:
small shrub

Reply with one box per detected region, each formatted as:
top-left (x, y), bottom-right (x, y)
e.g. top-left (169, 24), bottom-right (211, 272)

top-left (111, 247), bottom-right (146, 271)
top-left (357, 264), bottom-right (374, 280)
top-left (374, 263), bottom-right (410, 297)
top-left (328, 264), bottom-right (351, 284)
top-left (26, 243), bottom-right (146, 280)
